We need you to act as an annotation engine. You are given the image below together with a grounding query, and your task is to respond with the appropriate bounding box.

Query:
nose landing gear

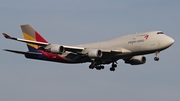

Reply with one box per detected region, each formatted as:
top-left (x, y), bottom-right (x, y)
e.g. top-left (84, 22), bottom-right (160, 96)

top-left (154, 51), bottom-right (160, 61)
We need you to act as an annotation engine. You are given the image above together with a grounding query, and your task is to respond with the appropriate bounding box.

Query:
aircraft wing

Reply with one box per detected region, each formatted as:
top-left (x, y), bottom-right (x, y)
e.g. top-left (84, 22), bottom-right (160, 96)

top-left (2, 33), bottom-right (131, 56)
top-left (3, 33), bottom-right (86, 52)
top-left (4, 49), bottom-right (42, 55)
top-left (3, 33), bottom-right (49, 46)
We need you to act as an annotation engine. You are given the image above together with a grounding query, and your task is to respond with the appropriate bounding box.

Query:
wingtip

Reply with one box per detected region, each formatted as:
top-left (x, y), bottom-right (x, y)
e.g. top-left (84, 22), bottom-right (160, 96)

top-left (3, 49), bottom-right (8, 51)
top-left (2, 33), bottom-right (11, 38)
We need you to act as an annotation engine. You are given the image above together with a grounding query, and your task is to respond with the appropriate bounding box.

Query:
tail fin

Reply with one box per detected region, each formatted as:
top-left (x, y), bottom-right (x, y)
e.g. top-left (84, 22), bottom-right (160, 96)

top-left (21, 24), bottom-right (48, 52)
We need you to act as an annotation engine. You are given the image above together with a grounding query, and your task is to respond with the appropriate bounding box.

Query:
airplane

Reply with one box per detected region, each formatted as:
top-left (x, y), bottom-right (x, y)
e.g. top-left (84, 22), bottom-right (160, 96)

top-left (2, 24), bottom-right (174, 71)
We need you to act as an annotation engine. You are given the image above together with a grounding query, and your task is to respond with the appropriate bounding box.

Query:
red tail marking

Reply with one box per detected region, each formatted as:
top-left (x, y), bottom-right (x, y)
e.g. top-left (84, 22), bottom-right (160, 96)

top-left (35, 31), bottom-right (48, 43)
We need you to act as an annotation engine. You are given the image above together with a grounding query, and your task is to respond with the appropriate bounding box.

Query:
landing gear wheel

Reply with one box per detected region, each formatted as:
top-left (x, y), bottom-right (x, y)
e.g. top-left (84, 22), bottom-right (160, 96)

top-left (96, 67), bottom-right (101, 70)
top-left (89, 64), bottom-right (95, 69)
top-left (154, 57), bottom-right (159, 61)
top-left (89, 61), bottom-right (96, 69)
top-left (112, 64), bottom-right (117, 68)
top-left (154, 51), bottom-right (160, 61)
top-left (110, 62), bottom-right (117, 71)
top-left (95, 66), bottom-right (105, 70)
top-left (110, 67), bottom-right (115, 71)
top-left (100, 66), bottom-right (105, 69)
top-left (89, 65), bottom-right (94, 69)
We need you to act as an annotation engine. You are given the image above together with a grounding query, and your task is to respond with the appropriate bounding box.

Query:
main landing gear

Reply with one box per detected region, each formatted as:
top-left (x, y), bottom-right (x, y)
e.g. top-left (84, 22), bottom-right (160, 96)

top-left (110, 62), bottom-right (117, 71)
top-left (96, 65), bottom-right (105, 70)
top-left (89, 61), bottom-right (118, 71)
top-left (89, 62), bottom-right (105, 70)
top-left (154, 51), bottom-right (160, 61)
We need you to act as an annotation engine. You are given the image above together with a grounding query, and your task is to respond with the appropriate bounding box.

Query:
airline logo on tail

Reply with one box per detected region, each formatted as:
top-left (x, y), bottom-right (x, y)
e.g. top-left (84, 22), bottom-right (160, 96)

top-left (21, 24), bottom-right (48, 51)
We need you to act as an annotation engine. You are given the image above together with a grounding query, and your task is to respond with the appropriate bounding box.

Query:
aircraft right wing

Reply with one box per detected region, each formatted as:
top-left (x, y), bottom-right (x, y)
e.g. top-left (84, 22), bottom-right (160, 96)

top-left (2, 33), bottom-right (131, 57)
top-left (3, 33), bottom-right (49, 46)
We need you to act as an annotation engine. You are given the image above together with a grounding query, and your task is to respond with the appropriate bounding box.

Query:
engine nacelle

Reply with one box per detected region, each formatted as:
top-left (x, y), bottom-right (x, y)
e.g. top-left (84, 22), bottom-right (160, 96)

top-left (125, 56), bottom-right (146, 65)
top-left (87, 50), bottom-right (102, 58)
top-left (49, 45), bottom-right (65, 54)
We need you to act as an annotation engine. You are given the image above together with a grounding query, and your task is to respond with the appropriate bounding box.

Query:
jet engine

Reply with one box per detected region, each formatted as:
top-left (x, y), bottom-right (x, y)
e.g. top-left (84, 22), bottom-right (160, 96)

top-left (47, 45), bottom-right (65, 54)
top-left (87, 50), bottom-right (102, 58)
top-left (125, 56), bottom-right (146, 65)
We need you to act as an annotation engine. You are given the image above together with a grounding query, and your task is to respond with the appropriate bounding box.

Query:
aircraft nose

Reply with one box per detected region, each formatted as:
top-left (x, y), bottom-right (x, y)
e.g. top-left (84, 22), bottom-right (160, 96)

top-left (167, 37), bottom-right (174, 46)
top-left (159, 35), bottom-right (174, 49)
top-left (163, 36), bottom-right (174, 48)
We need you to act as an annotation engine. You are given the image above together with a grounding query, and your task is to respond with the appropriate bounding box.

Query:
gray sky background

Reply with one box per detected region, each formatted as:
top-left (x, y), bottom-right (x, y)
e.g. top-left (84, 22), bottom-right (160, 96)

top-left (0, 0), bottom-right (180, 101)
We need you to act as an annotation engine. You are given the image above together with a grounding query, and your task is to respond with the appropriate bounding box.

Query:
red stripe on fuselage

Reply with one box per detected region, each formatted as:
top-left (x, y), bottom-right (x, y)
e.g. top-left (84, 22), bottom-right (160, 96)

top-left (40, 50), bottom-right (73, 63)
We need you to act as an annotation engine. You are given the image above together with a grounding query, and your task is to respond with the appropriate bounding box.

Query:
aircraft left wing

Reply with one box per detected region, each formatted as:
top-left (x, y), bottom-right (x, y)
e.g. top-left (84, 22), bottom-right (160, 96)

top-left (4, 49), bottom-right (43, 55)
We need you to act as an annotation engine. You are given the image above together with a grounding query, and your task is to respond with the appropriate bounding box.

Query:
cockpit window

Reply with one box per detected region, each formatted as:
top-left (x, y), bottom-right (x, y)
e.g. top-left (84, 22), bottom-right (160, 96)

top-left (157, 32), bottom-right (164, 34)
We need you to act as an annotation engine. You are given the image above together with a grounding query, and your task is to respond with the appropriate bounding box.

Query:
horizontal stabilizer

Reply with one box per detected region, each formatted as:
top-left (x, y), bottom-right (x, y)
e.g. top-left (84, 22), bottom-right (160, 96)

top-left (3, 33), bottom-right (12, 39)
top-left (4, 49), bottom-right (42, 55)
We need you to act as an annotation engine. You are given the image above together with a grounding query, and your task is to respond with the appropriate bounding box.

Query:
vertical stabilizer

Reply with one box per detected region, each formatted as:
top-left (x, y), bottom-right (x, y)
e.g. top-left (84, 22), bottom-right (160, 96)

top-left (21, 24), bottom-right (48, 52)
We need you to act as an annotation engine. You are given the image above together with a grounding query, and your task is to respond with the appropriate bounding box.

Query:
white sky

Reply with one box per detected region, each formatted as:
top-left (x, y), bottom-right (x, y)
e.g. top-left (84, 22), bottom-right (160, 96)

top-left (0, 0), bottom-right (180, 101)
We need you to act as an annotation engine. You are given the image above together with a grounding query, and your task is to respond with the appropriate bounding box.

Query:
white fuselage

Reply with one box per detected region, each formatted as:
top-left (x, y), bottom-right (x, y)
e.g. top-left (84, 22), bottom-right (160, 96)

top-left (59, 31), bottom-right (174, 63)
top-left (77, 31), bottom-right (174, 53)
